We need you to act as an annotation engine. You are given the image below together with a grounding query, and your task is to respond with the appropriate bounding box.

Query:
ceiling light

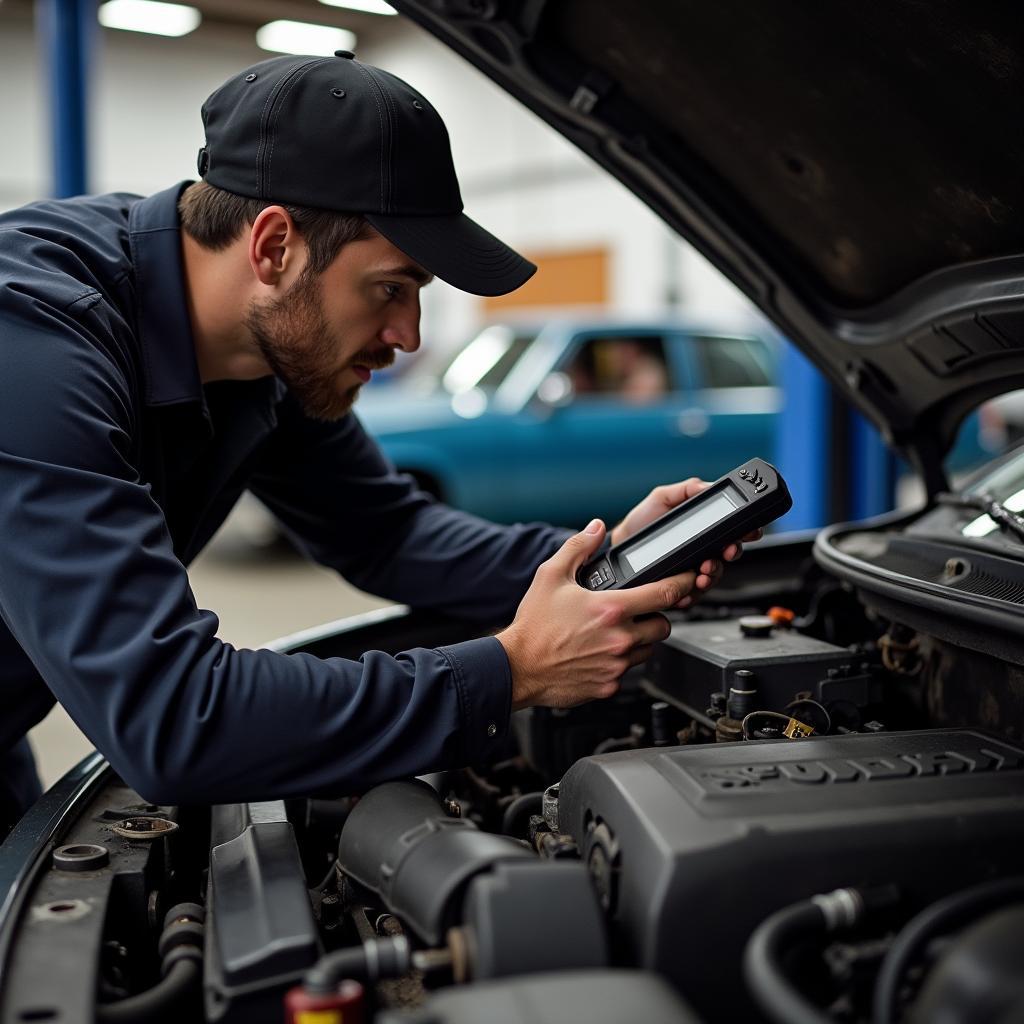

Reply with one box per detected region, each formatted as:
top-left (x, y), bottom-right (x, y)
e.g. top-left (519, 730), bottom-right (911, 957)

top-left (98, 0), bottom-right (201, 37)
top-left (256, 20), bottom-right (357, 56)
top-left (318, 0), bottom-right (397, 14)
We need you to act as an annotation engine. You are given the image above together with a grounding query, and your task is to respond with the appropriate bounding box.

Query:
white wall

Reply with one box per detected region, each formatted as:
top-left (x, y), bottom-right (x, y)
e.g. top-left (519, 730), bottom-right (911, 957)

top-left (0, 4), bottom-right (48, 211)
top-left (0, 2), bottom-right (756, 345)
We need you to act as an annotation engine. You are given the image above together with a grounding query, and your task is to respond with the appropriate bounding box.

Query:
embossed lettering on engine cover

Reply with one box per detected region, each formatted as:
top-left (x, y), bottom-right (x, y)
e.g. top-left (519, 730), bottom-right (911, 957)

top-left (688, 740), bottom-right (1024, 793)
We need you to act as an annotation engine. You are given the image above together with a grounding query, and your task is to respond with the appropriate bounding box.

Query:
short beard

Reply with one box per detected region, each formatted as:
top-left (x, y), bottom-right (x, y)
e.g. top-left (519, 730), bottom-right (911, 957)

top-left (246, 271), bottom-right (360, 422)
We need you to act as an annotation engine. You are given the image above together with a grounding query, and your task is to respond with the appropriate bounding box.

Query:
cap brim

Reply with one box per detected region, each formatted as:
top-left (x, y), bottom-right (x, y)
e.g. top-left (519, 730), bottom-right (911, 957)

top-left (365, 211), bottom-right (536, 297)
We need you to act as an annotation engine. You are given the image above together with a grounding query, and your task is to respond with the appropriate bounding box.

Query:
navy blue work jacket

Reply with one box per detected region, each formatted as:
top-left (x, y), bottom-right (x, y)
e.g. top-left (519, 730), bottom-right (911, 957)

top-left (0, 183), bottom-right (568, 822)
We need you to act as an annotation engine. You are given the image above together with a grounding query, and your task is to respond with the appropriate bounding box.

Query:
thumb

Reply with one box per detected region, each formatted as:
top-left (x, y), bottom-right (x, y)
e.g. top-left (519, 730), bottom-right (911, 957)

top-left (551, 518), bottom-right (606, 576)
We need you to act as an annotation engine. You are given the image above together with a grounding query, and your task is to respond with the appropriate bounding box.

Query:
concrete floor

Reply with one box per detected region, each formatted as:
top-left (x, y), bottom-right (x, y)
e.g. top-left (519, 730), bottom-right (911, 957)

top-left (26, 515), bottom-right (392, 789)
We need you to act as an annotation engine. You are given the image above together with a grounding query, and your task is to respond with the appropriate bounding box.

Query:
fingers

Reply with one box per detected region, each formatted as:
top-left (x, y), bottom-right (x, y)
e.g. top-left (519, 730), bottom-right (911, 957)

top-left (695, 559), bottom-right (724, 590)
top-left (652, 477), bottom-right (710, 513)
top-left (722, 526), bottom-right (763, 563)
top-left (617, 571), bottom-right (697, 615)
top-left (630, 612), bottom-right (671, 646)
top-left (626, 644), bottom-right (655, 668)
top-left (547, 518), bottom-right (606, 578)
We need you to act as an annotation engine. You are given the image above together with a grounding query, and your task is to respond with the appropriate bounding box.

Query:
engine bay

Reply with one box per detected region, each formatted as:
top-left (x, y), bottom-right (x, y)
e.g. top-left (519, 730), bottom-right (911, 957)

top-left (3, 495), bottom-right (1024, 1023)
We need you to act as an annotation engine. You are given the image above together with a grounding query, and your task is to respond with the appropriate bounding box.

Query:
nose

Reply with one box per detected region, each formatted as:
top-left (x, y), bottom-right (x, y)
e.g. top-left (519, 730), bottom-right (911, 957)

top-left (380, 297), bottom-right (421, 354)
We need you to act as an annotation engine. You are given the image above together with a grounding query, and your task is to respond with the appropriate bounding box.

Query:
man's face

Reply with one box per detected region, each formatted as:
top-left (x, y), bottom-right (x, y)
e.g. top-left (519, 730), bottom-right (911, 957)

top-left (246, 230), bottom-right (430, 421)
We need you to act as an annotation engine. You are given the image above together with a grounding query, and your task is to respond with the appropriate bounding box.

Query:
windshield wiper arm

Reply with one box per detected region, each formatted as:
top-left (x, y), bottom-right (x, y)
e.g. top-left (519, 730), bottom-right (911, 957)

top-left (935, 492), bottom-right (1024, 543)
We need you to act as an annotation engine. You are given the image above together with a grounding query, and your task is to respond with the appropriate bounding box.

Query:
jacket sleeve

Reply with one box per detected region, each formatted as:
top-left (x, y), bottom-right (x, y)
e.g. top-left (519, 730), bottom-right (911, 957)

top-left (0, 306), bottom-right (519, 804)
top-left (247, 394), bottom-right (573, 624)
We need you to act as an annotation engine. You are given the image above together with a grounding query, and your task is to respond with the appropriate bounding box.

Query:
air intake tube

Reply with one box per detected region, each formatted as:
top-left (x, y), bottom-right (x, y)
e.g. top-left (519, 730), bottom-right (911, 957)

top-left (337, 781), bottom-right (533, 946)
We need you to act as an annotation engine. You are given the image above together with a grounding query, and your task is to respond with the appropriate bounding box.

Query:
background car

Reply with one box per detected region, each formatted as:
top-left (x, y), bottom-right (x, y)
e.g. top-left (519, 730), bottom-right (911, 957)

top-left (358, 317), bottom-right (783, 526)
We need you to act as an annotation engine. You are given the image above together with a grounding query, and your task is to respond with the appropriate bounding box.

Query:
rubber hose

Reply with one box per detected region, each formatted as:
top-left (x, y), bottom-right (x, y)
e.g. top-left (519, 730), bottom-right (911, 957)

top-left (304, 936), bottom-right (411, 993)
top-left (872, 877), bottom-right (1024, 1024)
top-left (500, 792), bottom-right (543, 837)
top-left (743, 900), bottom-right (833, 1024)
top-left (304, 948), bottom-right (371, 993)
top-left (95, 959), bottom-right (200, 1023)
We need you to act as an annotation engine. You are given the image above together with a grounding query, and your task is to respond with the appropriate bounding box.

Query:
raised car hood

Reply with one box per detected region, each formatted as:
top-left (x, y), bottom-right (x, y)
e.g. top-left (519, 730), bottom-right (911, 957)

top-left (392, 0), bottom-right (1024, 490)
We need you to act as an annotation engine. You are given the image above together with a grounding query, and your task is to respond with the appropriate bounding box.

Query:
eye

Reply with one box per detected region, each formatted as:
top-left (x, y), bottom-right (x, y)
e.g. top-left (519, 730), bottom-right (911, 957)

top-left (381, 282), bottom-right (402, 301)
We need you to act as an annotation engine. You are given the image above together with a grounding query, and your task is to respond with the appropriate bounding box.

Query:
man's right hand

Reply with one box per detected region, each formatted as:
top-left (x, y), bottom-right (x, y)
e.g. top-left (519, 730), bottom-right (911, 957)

top-left (496, 519), bottom-right (697, 711)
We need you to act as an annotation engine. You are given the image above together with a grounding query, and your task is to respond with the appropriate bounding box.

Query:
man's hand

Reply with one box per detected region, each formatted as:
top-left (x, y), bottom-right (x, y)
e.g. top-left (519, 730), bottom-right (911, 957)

top-left (609, 477), bottom-right (763, 608)
top-left (497, 519), bottom-right (696, 710)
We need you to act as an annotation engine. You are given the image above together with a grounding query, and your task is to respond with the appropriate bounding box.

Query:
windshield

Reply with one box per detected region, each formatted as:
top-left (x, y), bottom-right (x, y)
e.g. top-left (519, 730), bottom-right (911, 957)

top-left (407, 325), bottom-right (539, 395)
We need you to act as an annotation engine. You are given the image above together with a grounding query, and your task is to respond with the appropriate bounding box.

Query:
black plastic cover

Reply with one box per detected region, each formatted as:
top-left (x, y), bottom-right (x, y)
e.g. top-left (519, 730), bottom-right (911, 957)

top-left (558, 729), bottom-right (1024, 1020)
top-left (205, 801), bottom-right (320, 1023)
top-left (909, 905), bottom-right (1024, 1024)
top-left (378, 969), bottom-right (702, 1024)
top-left (462, 860), bottom-right (608, 979)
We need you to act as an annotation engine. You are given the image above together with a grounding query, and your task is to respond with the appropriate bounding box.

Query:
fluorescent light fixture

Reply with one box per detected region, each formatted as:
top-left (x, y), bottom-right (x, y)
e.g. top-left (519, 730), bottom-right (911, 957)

top-left (98, 0), bottom-right (201, 37)
top-left (256, 20), bottom-right (357, 55)
top-left (319, 0), bottom-right (397, 14)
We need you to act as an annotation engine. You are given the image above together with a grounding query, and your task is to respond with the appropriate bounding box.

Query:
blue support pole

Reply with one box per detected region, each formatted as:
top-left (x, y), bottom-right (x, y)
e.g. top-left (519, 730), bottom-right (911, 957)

top-left (774, 343), bottom-right (831, 531)
top-left (848, 411), bottom-right (897, 520)
top-left (38, 0), bottom-right (94, 198)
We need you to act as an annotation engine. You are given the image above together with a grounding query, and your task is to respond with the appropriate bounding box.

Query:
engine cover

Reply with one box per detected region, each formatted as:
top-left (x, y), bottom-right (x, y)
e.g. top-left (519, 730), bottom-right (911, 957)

top-left (558, 729), bottom-right (1024, 1020)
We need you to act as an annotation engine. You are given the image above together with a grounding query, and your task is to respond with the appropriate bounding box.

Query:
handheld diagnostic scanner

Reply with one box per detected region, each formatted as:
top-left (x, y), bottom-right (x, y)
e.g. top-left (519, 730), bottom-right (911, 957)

top-left (577, 458), bottom-right (792, 592)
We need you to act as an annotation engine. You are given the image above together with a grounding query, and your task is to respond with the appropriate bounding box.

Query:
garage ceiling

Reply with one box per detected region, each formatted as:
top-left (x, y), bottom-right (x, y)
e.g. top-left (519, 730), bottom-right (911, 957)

top-left (3, 0), bottom-right (402, 48)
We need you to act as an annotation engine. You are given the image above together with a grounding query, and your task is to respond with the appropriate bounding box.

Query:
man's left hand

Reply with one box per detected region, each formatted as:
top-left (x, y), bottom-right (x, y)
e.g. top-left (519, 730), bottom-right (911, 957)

top-left (609, 477), bottom-right (763, 608)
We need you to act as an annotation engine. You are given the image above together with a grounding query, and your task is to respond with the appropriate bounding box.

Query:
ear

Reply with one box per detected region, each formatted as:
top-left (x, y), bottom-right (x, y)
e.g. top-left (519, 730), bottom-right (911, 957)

top-left (248, 206), bottom-right (306, 288)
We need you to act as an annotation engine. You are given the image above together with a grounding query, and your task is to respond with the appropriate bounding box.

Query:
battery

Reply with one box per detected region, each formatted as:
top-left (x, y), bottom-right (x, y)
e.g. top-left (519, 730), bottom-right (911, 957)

top-left (647, 617), bottom-right (878, 713)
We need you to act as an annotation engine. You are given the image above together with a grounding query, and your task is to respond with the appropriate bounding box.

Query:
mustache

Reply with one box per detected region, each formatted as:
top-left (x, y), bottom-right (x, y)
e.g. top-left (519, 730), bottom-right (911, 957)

top-left (353, 348), bottom-right (396, 371)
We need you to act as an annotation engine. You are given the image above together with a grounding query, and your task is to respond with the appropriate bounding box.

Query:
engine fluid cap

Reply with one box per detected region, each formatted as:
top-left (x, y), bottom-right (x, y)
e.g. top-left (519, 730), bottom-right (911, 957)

top-left (284, 980), bottom-right (364, 1024)
top-left (739, 615), bottom-right (774, 638)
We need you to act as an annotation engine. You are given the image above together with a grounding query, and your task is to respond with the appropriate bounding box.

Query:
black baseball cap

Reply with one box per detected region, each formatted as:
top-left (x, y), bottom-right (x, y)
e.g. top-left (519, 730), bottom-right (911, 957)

top-left (197, 51), bottom-right (536, 297)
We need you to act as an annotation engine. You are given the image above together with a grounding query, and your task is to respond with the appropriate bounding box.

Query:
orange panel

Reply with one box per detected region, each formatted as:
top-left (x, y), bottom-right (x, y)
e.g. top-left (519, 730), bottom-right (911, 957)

top-left (483, 246), bottom-right (608, 312)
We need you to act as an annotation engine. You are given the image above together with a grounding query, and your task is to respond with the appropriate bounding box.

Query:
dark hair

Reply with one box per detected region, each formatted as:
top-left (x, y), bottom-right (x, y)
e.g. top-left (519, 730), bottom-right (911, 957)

top-left (178, 181), bottom-right (371, 274)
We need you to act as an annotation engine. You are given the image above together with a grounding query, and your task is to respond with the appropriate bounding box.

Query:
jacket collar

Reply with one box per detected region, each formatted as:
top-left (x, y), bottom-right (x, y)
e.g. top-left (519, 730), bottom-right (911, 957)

top-left (128, 182), bottom-right (204, 407)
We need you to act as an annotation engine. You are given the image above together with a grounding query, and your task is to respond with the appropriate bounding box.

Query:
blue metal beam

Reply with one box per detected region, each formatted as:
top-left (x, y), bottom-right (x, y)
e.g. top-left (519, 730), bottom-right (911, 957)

top-left (848, 411), bottom-right (897, 520)
top-left (38, 0), bottom-right (94, 198)
top-left (775, 343), bottom-right (831, 530)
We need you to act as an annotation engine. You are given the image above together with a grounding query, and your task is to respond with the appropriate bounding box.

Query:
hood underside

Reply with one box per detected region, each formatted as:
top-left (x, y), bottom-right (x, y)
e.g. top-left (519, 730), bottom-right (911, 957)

top-left (394, 0), bottom-right (1024, 485)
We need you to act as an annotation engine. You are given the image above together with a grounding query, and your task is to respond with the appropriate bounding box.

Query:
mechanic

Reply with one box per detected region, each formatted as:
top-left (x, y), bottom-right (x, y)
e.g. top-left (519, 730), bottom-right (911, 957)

top-left (0, 53), bottom-right (752, 839)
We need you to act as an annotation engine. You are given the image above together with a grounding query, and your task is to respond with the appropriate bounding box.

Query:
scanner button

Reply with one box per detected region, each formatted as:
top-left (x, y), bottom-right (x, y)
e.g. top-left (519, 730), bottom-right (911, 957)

top-left (755, 482), bottom-right (767, 493)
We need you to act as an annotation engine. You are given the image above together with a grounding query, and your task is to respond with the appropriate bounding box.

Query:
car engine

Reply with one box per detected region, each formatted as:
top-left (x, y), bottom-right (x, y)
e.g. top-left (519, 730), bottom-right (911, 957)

top-left (3, 480), bottom-right (1024, 1024)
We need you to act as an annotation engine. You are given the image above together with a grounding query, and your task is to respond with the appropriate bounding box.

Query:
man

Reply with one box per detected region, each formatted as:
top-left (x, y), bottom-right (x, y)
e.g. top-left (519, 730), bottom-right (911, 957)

top-left (0, 53), bottom-right (752, 838)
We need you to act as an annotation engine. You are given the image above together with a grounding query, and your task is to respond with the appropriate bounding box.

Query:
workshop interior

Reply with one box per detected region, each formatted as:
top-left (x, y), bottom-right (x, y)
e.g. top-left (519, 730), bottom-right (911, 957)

top-left (2, 1), bottom-right (1024, 1023)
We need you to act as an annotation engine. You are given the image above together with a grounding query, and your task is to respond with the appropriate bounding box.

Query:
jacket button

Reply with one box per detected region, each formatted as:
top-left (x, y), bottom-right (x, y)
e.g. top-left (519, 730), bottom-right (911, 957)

top-left (486, 723), bottom-right (497, 738)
